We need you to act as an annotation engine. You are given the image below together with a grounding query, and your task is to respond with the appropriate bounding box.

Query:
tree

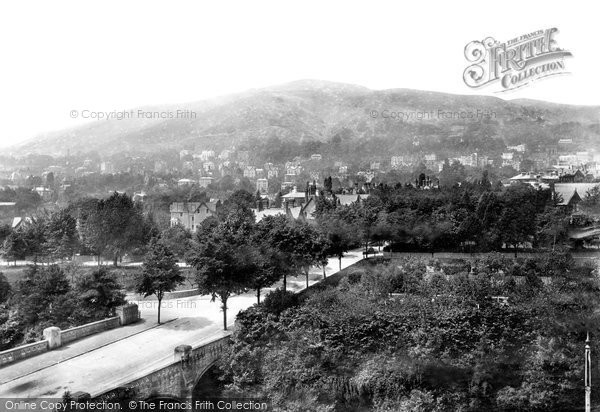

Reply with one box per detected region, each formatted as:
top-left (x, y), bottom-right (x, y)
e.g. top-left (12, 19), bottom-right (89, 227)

top-left (136, 239), bottom-right (184, 324)
top-left (75, 268), bottom-right (126, 322)
top-left (536, 206), bottom-right (569, 250)
top-left (1, 230), bottom-right (27, 265)
top-left (45, 208), bottom-right (79, 261)
top-left (322, 221), bottom-right (354, 270)
top-left (15, 265), bottom-right (72, 327)
top-left (255, 215), bottom-right (319, 291)
top-left (497, 186), bottom-right (538, 256)
top-left (21, 215), bottom-right (49, 264)
top-left (293, 221), bottom-right (324, 288)
top-left (160, 224), bottom-right (192, 260)
top-left (247, 245), bottom-right (286, 304)
top-left (79, 193), bottom-right (147, 266)
top-left (188, 210), bottom-right (255, 330)
top-left (439, 160), bottom-right (466, 188)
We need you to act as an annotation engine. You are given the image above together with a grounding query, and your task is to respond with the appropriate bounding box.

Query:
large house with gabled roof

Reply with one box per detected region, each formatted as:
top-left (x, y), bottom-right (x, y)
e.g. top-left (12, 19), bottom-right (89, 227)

top-left (169, 200), bottom-right (220, 232)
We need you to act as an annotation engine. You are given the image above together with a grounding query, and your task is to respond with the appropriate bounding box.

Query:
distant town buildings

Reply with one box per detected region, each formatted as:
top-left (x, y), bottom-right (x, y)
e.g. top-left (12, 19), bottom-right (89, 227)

top-left (199, 176), bottom-right (214, 188)
top-left (256, 178), bottom-right (268, 194)
top-left (170, 201), bottom-right (219, 232)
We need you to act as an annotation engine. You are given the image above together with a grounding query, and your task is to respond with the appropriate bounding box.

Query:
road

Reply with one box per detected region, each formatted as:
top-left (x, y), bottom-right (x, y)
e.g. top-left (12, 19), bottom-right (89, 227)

top-left (0, 250), bottom-right (365, 398)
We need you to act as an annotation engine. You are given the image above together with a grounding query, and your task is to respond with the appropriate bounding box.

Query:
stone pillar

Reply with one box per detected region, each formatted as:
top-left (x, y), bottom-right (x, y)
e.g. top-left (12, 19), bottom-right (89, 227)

top-left (43, 327), bottom-right (62, 349)
top-left (174, 344), bottom-right (194, 400)
top-left (116, 304), bottom-right (140, 325)
top-left (174, 344), bottom-right (192, 363)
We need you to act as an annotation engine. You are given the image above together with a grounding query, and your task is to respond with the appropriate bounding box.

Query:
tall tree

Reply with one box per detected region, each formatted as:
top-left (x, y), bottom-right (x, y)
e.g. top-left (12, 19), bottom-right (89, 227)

top-left (159, 224), bottom-right (192, 260)
top-left (136, 239), bottom-right (184, 324)
top-left (1, 230), bottom-right (27, 265)
top-left (79, 193), bottom-right (147, 266)
top-left (247, 244), bottom-right (286, 304)
top-left (75, 268), bottom-right (126, 322)
top-left (45, 208), bottom-right (79, 261)
top-left (255, 215), bottom-right (313, 291)
top-left (188, 210), bottom-right (255, 329)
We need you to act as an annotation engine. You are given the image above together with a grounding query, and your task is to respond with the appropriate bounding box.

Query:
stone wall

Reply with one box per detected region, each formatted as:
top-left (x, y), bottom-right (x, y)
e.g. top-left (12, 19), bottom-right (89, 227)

top-left (0, 304), bottom-right (140, 367)
top-left (62, 317), bottom-right (122, 344)
top-left (0, 340), bottom-right (48, 367)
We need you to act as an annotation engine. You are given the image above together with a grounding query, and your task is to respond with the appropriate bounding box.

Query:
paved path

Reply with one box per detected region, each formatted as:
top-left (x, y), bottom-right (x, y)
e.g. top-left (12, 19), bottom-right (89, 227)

top-left (0, 251), bottom-right (365, 398)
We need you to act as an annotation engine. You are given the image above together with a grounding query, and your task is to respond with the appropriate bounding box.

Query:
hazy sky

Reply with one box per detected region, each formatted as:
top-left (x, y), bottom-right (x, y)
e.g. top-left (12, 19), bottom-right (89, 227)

top-left (0, 0), bottom-right (598, 148)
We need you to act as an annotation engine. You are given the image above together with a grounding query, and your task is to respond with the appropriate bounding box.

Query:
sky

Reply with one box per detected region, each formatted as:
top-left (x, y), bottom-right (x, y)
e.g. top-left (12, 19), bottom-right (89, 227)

top-left (0, 0), bottom-right (598, 148)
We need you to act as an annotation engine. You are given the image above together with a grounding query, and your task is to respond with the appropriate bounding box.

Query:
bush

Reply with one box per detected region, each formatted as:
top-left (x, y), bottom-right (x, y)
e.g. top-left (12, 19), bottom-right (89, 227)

top-left (262, 288), bottom-right (299, 316)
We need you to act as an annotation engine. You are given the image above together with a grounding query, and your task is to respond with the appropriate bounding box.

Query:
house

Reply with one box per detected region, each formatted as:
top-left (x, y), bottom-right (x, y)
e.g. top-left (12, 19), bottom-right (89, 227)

top-left (253, 208), bottom-right (285, 222)
top-left (33, 187), bottom-right (53, 202)
top-left (510, 172), bottom-right (539, 185)
top-left (559, 169), bottom-right (586, 183)
top-left (256, 178), bottom-right (268, 194)
top-left (199, 176), bottom-right (214, 188)
top-left (177, 178), bottom-right (195, 187)
top-left (100, 161), bottom-right (114, 174)
top-left (310, 154), bottom-right (322, 161)
top-left (202, 161), bottom-right (216, 173)
top-left (554, 183), bottom-right (600, 210)
top-left (507, 144), bottom-right (526, 152)
top-left (243, 166), bottom-right (256, 179)
top-left (169, 201), bottom-right (219, 232)
top-left (281, 186), bottom-right (312, 211)
top-left (336, 193), bottom-right (370, 206)
top-left (199, 150), bottom-right (215, 161)
top-left (11, 216), bottom-right (32, 229)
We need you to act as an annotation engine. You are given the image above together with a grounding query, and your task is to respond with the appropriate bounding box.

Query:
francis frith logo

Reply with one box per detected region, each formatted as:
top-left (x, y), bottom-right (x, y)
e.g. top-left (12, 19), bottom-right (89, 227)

top-left (463, 28), bottom-right (572, 92)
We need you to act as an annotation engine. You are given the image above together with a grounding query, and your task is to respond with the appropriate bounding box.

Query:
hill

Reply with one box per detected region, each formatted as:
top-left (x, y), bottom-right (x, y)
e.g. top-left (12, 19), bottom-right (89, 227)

top-left (10, 80), bottom-right (600, 158)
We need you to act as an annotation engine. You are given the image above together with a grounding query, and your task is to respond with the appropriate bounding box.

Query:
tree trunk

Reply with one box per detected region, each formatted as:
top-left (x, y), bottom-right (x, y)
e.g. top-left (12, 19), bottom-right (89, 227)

top-left (113, 252), bottom-right (118, 267)
top-left (283, 273), bottom-right (287, 291)
top-left (256, 288), bottom-right (261, 304)
top-left (339, 256), bottom-right (342, 271)
top-left (97, 254), bottom-right (101, 267)
top-left (305, 268), bottom-right (309, 288)
top-left (222, 298), bottom-right (228, 331)
top-left (323, 266), bottom-right (326, 279)
top-left (157, 297), bottom-right (162, 324)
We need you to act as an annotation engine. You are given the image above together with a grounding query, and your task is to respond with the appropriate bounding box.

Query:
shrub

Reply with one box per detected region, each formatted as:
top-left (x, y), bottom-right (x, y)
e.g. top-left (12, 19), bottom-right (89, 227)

top-left (262, 288), bottom-right (299, 316)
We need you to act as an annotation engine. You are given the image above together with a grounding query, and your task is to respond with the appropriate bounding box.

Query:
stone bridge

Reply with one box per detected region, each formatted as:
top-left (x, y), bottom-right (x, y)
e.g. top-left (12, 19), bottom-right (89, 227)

top-left (92, 334), bottom-right (231, 401)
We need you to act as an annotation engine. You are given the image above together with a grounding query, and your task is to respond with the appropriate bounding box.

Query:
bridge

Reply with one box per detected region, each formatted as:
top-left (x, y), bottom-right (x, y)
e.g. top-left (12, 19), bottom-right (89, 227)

top-left (0, 251), bottom-right (366, 400)
top-left (96, 334), bottom-right (231, 401)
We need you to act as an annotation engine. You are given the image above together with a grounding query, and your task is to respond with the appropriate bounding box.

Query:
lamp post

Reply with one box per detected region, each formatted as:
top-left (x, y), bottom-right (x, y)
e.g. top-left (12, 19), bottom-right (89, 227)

top-left (586, 332), bottom-right (591, 412)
